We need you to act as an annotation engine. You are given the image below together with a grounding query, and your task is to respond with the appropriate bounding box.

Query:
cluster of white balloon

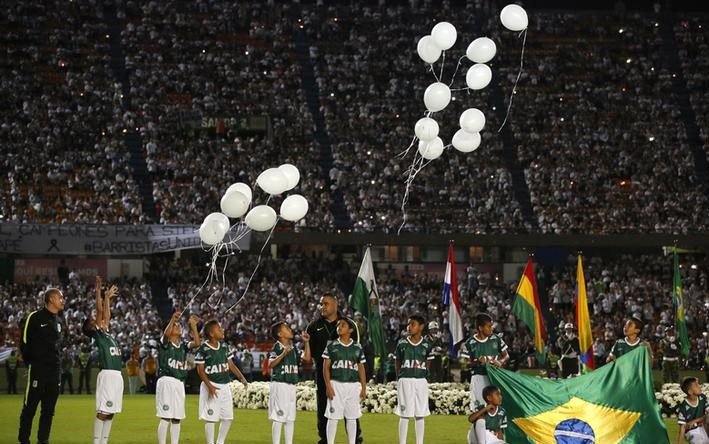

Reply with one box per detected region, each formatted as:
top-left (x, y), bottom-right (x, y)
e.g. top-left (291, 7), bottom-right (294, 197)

top-left (198, 164), bottom-right (309, 246)
top-left (191, 164), bottom-right (309, 312)
top-left (398, 4), bottom-right (528, 233)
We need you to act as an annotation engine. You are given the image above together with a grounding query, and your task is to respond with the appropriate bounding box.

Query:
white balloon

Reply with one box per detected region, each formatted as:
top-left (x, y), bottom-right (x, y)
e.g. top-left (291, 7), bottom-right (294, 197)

top-left (431, 22), bottom-right (457, 50)
top-left (414, 117), bottom-right (439, 142)
top-left (203, 212), bottom-right (230, 233)
top-left (220, 190), bottom-right (249, 218)
top-left (500, 4), bottom-right (528, 31)
top-left (280, 194), bottom-right (309, 222)
top-left (199, 212), bottom-right (230, 245)
top-left (423, 82), bottom-right (451, 113)
top-left (199, 221), bottom-right (225, 245)
top-left (416, 35), bottom-right (442, 64)
top-left (466, 37), bottom-right (497, 63)
top-left (256, 168), bottom-right (289, 195)
top-left (452, 129), bottom-right (482, 153)
top-left (244, 205), bottom-right (278, 232)
top-left (226, 182), bottom-right (252, 205)
top-left (278, 163), bottom-right (300, 190)
top-left (465, 64), bottom-right (492, 90)
top-left (459, 108), bottom-right (486, 133)
top-left (417, 137), bottom-right (444, 160)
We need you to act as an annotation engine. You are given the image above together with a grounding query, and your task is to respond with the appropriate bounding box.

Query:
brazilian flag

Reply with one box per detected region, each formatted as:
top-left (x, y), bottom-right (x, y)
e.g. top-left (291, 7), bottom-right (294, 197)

top-left (487, 347), bottom-right (669, 444)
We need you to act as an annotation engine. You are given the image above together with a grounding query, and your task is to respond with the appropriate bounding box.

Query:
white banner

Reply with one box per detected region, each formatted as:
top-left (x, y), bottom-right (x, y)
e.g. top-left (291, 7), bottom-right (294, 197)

top-left (0, 224), bottom-right (250, 255)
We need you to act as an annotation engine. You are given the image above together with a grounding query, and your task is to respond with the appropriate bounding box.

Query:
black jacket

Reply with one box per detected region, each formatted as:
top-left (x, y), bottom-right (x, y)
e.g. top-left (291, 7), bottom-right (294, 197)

top-left (19, 308), bottom-right (62, 371)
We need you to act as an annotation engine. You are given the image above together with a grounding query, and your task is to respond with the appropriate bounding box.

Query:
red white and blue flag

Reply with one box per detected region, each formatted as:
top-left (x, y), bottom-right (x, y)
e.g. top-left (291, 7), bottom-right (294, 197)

top-left (442, 241), bottom-right (464, 354)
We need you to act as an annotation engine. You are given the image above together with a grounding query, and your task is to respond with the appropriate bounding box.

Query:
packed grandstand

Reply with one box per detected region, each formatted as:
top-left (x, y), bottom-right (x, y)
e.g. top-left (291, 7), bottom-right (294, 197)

top-left (0, 0), bottom-right (708, 384)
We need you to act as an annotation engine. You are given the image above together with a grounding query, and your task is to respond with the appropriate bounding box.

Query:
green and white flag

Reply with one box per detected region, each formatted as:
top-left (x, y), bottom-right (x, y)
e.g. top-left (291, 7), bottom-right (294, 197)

top-left (350, 246), bottom-right (386, 357)
top-left (673, 252), bottom-right (690, 357)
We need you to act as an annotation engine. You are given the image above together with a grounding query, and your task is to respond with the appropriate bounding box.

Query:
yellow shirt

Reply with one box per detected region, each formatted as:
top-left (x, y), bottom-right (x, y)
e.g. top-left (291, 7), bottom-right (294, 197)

top-left (126, 358), bottom-right (140, 376)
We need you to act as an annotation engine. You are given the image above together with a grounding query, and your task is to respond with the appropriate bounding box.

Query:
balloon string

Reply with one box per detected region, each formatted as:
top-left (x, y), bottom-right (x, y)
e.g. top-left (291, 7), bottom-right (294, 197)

top-left (397, 152), bottom-right (426, 235)
top-left (396, 135), bottom-right (418, 159)
top-left (448, 55), bottom-right (468, 87)
top-left (439, 50), bottom-right (446, 81)
top-left (429, 64), bottom-right (440, 83)
top-left (225, 222), bottom-right (277, 313)
top-left (498, 28), bottom-right (527, 132)
top-left (186, 243), bottom-right (222, 308)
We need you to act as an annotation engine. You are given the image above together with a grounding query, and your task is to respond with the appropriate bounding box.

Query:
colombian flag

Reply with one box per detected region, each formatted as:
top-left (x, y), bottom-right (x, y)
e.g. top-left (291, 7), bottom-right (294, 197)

top-left (575, 255), bottom-right (594, 370)
top-left (512, 258), bottom-right (546, 364)
top-left (488, 347), bottom-right (669, 444)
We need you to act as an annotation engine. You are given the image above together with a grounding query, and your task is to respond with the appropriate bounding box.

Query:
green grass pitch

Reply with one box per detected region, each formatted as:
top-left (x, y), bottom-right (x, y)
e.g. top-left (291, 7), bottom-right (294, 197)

top-left (0, 394), bottom-right (680, 443)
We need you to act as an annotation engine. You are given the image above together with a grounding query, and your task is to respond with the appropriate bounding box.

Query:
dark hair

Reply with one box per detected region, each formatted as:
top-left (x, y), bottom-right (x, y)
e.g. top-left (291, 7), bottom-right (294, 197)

top-left (82, 317), bottom-right (95, 337)
top-left (339, 317), bottom-right (355, 332)
top-left (321, 293), bottom-right (338, 304)
top-left (203, 320), bottom-right (219, 339)
top-left (482, 385), bottom-right (500, 402)
top-left (628, 317), bottom-right (643, 332)
top-left (476, 313), bottom-right (493, 328)
top-left (409, 314), bottom-right (426, 326)
top-left (680, 376), bottom-right (698, 394)
top-left (271, 322), bottom-right (287, 341)
top-left (44, 288), bottom-right (61, 304)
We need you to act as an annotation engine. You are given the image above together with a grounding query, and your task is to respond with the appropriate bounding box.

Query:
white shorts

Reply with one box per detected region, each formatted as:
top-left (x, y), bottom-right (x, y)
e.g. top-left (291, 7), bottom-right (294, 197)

top-left (325, 381), bottom-right (362, 420)
top-left (156, 376), bottom-right (186, 419)
top-left (199, 381), bottom-right (233, 421)
top-left (468, 422), bottom-right (507, 444)
top-left (269, 381), bottom-right (297, 422)
top-left (96, 369), bottom-right (124, 414)
top-left (395, 378), bottom-right (430, 418)
top-left (686, 426), bottom-right (709, 444)
top-left (470, 374), bottom-right (490, 411)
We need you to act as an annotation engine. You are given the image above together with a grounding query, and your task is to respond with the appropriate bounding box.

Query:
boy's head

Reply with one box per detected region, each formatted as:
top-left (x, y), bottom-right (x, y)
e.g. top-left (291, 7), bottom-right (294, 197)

top-left (623, 317), bottom-right (643, 337)
top-left (680, 376), bottom-right (700, 395)
top-left (407, 314), bottom-right (426, 336)
top-left (271, 321), bottom-right (293, 341)
top-left (203, 320), bottom-right (224, 341)
top-left (476, 313), bottom-right (493, 337)
top-left (82, 317), bottom-right (97, 337)
top-left (336, 317), bottom-right (355, 338)
top-left (162, 319), bottom-right (182, 339)
top-left (482, 385), bottom-right (503, 406)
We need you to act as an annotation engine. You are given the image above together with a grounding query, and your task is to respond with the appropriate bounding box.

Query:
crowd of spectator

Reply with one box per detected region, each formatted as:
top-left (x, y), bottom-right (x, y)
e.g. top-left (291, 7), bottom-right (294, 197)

top-left (498, 11), bottom-right (709, 234)
top-left (0, 1), bottom-right (144, 224)
top-left (302, 2), bottom-right (530, 233)
top-left (676, 16), bottom-right (709, 167)
top-left (1, 2), bottom-right (707, 234)
top-left (118, 1), bottom-right (335, 229)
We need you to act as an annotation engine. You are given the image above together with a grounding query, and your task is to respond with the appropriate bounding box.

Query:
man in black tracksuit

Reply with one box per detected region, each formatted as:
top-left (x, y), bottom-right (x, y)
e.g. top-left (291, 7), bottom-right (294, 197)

top-left (307, 293), bottom-right (363, 444)
top-left (18, 288), bottom-right (65, 444)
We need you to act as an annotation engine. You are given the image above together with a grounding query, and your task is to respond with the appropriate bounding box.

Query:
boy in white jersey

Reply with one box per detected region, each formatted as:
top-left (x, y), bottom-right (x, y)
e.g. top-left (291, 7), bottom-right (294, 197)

top-left (395, 314), bottom-right (434, 444)
top-left (82, 276), bottom-right (120, 444)
top-left (195, 320), bottom-right (248, 444)
top-left (156, 310), bottom-right (201, 444)
top-left (323, 318), bottom-right (366, 444)
top-left (268, 321), bottom-right (312, 444)
top-left (460, 313), bottom-right (508, 411)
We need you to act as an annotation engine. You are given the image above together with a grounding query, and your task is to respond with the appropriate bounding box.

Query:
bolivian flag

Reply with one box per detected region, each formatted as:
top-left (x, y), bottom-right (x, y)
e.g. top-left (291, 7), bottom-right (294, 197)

top-left (488, 347), bottom-right (669, 444)
top-left (512, 258), bottom-right (546, 364)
